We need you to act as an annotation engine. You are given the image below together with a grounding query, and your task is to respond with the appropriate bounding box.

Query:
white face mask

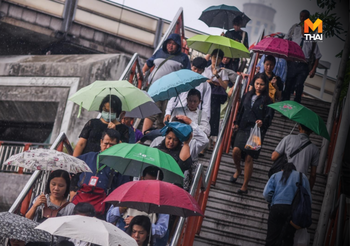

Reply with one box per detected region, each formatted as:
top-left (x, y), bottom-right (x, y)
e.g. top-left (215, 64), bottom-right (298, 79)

top-left (101, 111), bottom-right (116, 122)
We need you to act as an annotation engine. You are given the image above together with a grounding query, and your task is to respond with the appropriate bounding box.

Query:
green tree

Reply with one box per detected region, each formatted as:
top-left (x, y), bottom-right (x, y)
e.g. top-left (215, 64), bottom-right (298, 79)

top-left (311, 0), bottom-right (345, 41)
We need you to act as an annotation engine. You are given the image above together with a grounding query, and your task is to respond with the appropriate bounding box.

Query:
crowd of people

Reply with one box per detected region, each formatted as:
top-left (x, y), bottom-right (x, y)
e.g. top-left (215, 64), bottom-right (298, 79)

top-left (7, 9), bottom-right (323, 246)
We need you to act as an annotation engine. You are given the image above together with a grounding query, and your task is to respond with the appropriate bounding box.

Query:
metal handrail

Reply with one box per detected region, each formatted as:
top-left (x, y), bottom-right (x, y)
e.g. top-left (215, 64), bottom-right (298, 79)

top-left (169, 164), bottom-right (204, 246)
top-left (169, 75), bottom-right (243, 245)
top-left (119, 53), bottom-right (141, 81)
top-left (0, 141), bottom-right (51, 146)
top-left (8, 132), bottom-right (73, 213)
top-left (154, 7), bottom-right (184, 54)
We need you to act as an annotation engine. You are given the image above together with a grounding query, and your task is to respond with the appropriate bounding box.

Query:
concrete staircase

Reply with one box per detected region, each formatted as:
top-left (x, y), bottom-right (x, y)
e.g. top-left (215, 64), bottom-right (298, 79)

top-left (193, 97), bottom-right (331, 246)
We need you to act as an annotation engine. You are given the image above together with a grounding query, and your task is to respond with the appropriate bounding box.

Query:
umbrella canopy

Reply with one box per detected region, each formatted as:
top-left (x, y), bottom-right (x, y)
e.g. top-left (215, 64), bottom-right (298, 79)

top-left (187, 35), bottom-right (250, 59)
top-left (199, 4), bottom-right (251, 29)
top-left (98, 143), bottom-right (184, 185)
top-left (104, 180), bottom-right (203, 217)
top-left (268, 101), bottom-right (330, 140)
top-left (250, 37), bottom-right (306, 62)
top-left (0, 212), bottom-right (52, 243)
top-left (4, 149), bottom-right (92, 173)
top-left (124, 90), bottom-right (161, 118)
top-left (68, 80), bottom-right (152, 115)
top-left (35, 215), bottom-right (137, 246)
top-left (147, 69), bottom-right (207, 102)
top-left (249, 32), bottom-right (285, 49)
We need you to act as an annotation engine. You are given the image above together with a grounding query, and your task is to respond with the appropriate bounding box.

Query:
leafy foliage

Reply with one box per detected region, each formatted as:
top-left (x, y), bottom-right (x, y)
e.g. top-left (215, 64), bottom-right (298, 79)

top-left (310, 0), bottom-right (345, 41)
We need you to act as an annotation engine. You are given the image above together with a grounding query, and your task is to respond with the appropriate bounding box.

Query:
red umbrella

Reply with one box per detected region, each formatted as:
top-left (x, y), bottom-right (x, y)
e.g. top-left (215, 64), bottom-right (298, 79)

top-left (250, 37), bottom-right (306, 62)
top-left (104, 180), bottom-right (203, 217)
top-left (249, 32), bottom-right (284, 49)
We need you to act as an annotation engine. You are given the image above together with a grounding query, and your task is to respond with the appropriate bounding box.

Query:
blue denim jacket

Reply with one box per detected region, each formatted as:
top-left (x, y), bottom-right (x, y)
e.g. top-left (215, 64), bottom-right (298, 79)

top-left (263, 170), bottom-right (312, 206)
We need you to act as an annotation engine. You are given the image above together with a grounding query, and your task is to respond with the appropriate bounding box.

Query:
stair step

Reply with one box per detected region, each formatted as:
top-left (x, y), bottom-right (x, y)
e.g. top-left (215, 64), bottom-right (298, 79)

top-left (193, 96), bottom-right (330, 245)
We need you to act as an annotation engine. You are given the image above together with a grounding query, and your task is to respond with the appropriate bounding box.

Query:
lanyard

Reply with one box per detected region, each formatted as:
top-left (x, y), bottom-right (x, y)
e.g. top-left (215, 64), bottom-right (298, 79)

top-left (95, 162), bottom-right (106, 175)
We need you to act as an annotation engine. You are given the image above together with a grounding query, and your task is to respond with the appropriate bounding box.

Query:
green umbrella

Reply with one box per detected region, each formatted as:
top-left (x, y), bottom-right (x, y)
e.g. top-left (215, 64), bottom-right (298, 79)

top-left (98, 143), bottom-right (184, 185)
top-left (268, 101), bottom-right (330, 140)
top-left (68, 80), bottom-right (152, 117)
top-left (186, 34), bottom-right (250, 59)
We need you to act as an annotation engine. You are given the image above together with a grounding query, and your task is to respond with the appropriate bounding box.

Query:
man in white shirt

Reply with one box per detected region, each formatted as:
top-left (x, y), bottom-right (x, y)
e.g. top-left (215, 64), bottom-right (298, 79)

top-left (282, 10), bottom-right (322, 103)
top-left (164, 57), bottom-right (211, 122)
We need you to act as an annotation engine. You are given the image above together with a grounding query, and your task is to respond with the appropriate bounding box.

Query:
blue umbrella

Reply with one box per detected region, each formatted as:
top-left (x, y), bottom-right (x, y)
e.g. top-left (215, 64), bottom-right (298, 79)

top-left (148, 70), bottom-right (208, 102)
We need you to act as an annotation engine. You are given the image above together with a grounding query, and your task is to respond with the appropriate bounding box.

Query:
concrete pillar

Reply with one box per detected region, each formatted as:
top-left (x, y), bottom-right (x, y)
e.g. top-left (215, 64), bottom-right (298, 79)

top-left (61, 0), bottom-right (78, 33)
top-left (313, 86), bottom-right (350, 245)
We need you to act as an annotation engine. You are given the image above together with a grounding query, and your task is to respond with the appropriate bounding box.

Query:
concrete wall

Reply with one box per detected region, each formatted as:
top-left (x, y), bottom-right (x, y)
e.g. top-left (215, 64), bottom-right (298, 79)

top-left (0, 172), bottom-right (30, 211)
top-left (0, 53), bottom-right (130, 211)
top-left (0, 54), bottom-right (130, 144)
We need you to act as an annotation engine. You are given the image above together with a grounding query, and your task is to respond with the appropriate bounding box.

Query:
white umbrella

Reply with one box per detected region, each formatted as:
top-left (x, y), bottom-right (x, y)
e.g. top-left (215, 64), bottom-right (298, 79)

top-left (4, 149), bottom-right (92, 173)
top-left (35, 215), bottom-right (137, 246)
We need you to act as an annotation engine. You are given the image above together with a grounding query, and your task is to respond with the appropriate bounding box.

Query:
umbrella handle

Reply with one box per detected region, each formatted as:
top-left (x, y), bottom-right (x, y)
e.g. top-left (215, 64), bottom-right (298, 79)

top-left (175, 89), bottom-right (187, 116)
top-left (290, 122), bottom-right (298, 134)
top-left (109, 88), bottom-right (112, 122)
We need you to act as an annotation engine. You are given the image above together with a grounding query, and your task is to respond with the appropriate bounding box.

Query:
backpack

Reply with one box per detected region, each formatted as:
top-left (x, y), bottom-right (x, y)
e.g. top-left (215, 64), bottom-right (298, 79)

top-left (72, 184), bottom-right (107, 216)
top-left (268, 141), bottom-right (311, 178)
top-left (290, 172), bottom-right (312, 229)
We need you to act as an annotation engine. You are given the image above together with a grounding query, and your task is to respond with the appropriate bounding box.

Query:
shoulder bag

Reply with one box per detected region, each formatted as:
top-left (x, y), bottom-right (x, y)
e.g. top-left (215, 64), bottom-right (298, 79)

top-left (268, 141), bottom-right (311, 178)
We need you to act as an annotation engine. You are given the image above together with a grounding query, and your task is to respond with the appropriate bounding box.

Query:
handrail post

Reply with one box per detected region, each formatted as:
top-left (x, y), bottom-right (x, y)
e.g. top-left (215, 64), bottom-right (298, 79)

top-left (169, 164), bottom-right (203, 246)
top-left (335, 194), bottom-right (346, 246)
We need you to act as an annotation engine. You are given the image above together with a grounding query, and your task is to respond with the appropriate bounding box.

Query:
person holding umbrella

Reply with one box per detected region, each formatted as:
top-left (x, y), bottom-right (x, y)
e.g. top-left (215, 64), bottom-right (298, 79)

top-left (126, 216), bottom-right (153, 246)
top-left (72, 129), bottom-right (131, 217)
top-left (164, 57), bottom-right (211, 123)
top-left (202, 49), bottom-right (229, 149)
top-left (25, 169), bottom-right (75, 221)
top-left (230, 73), bottom-right (274, 194)
top-left (73, 95), bottom-right (130, 157)
top-left (106, 166), bottom-right (169, 246)
top-left (222, 16), bottom-right (249, 72)
top-left (271, 124), bottom-right (319, 190)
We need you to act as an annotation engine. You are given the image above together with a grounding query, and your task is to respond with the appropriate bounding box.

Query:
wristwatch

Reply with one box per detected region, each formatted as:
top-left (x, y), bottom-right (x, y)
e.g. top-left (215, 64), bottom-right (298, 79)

top-left (215, 74), bottom-right (220, 79)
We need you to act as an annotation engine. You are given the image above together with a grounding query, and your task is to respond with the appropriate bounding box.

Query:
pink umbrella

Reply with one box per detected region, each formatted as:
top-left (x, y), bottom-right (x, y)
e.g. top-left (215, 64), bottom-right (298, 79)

top-left (103, 180), bottom-right (203, 217)
top-left (250, 37), bottom-right (306, 62)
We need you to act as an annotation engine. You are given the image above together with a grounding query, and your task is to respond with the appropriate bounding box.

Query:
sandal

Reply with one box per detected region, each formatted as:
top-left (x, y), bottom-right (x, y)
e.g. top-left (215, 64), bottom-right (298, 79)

top-left (237, 189), bottom-right (248, 195)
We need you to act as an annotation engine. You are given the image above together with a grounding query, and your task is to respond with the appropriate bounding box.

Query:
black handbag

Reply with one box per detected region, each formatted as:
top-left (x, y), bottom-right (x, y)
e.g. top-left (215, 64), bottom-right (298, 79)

top-left (268, 141), bottom-right (311, 178)
top-left (210, 83), bottom-right (227, 104)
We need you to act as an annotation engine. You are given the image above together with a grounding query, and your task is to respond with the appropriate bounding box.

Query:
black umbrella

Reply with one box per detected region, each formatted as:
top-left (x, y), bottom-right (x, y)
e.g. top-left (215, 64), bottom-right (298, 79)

top-left (0, 212), bottom-right (52, 243)
top-left (199, 4), bottom-right (251, 29)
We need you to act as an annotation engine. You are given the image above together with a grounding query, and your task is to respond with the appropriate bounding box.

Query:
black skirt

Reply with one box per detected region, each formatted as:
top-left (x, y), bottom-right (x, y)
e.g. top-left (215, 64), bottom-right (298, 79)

top-left (231, 128), bottom-right (264, 159)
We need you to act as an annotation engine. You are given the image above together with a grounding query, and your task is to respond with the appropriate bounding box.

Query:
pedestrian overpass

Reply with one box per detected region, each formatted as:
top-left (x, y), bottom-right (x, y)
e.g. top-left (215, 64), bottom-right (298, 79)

top-left (0, 0), bottom-right (205, 58)
top-left (0, 1), bottom-right (347, 245)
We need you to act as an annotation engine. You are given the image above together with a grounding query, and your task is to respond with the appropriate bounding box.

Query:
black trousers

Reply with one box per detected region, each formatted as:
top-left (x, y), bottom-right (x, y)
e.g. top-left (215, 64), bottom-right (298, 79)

top-left (282, 62), bottom-right (309, 103)
top-left (265, 204), bottom-right (296, 246)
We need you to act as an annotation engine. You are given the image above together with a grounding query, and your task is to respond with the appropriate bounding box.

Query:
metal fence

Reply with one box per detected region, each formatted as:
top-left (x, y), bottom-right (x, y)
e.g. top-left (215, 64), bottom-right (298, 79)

top-left (0, 142), bottom-right (51, 173)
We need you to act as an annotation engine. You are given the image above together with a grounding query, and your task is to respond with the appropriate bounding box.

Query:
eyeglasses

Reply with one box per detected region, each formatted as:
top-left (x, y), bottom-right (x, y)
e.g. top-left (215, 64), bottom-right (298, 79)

top-left (102, 142), bottom-right (116, 147)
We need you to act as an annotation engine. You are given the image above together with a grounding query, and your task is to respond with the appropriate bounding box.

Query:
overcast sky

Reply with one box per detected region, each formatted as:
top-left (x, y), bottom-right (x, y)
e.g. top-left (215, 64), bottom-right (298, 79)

top-left (111, 0), bottom-right (348, 78)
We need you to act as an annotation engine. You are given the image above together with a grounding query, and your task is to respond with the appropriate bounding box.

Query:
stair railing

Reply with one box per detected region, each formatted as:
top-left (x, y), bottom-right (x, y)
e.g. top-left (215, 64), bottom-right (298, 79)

top-left (0, 141), bottom-right (51, 173)
top-left (119, 53), bottom-right (144, 89)
top-left (169, 75), bottom-right (243, 246)
top-left (8, 132), bottom-right (73, 214)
